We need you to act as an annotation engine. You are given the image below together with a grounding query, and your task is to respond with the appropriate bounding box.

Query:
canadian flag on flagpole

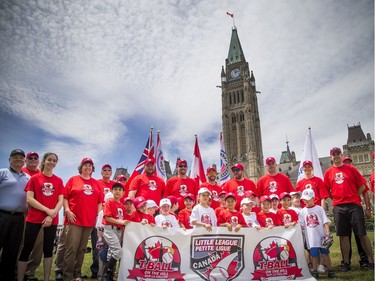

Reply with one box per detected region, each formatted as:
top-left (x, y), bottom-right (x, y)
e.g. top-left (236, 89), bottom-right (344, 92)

top-left (226, 12), bottom-right (234, 17)
top-left (297, 127), bottom-right (323, 182)
top-left (155, 131), bottom-right (167, 182)
top-left (190, 135), bottom-right (207, 186)
top-left (219, 132), bottom-right (230, 186)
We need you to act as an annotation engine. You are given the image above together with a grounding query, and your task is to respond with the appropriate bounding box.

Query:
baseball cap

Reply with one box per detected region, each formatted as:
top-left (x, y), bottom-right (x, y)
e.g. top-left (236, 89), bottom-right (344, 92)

top-left (10, 149), bottom-right (25, 157)
top-left (123, 197), bottom-right (134, 204)
top-left (219, 191), bottom-right (227, 197)
top-left (81, 157), bottom-right (94, 164)
top-left (116, 175), bottom-right (127, 181)
top-left (231, 163), bottom-right (244, 171)
top-left (265, 157), bottom-right (276, 165)
top-left (145, 158), bottom-right (156, 165)
top-left (159, 198), bottom-right (171, 207)
top-left (330, 147), bottom-right (342, 155)
top-left (302, 160), bottom-right (313, 167)
top-left (206, 167), bottom-right (217, 174)
top-left (177, 159), bottom-right (187, 167)
top-left (290, 191), bottom-right (301, 197)
top-left (184, 193), bottom-right (195, 201)
top-left (244, 190), bottom-right (256, 197)
top-left (167, 196), bottom-right (178, 206)
top-left (259, 195), bottom-right (271, 203)
top-left (147, 200), bottom-right (158, 209)
top-left (270, 194), bottom-right (279, 200)
top-left (241, 197), bottom-right (256, 205)
top-left (301, 189), bottom-right (315, 200)
top-left (224, 192), bottom-right (236, 200)
top-left (26, 152), bottom-right (39, 159)
top-left (342, 156), bottom-right (352, 163)
top-left (112, 182), bottom-right (124, 190)
top-left (133, 196), bottom-right (147, 209)
top-left (102, 164), bottom-right (112, 170)
top-left (198, 187), bottom-right (212, 195)
top-left (104, 192), bottom-right (114, 202)
top-left (279, 192), bottom-right (291, 200)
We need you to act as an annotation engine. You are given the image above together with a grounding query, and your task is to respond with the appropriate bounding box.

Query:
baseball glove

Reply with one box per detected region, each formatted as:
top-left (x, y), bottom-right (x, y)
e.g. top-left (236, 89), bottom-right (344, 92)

top-left (321, 234), bottom-right (334, 249)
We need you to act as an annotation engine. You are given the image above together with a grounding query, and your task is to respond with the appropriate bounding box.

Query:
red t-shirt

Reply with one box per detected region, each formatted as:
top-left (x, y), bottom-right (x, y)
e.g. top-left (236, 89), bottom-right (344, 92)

top-left (22, 167), bottom-right (40, 177)
top-left (370, 172), bottom-right (374, 193)
top-left (276, 208), bottom-right (298, 226)
top-left (295, 176), bottom-right (330, 207)
top-left (64, 175), bottom-right (104, 227)
top-left (97, 179), bottom-right (116, 194)
top-left (131, 209), bottom-right (156, 224)
top-left (25, 173), bottom-right (64, 225)
top-left (223, 178), bottom-right (258, 210)
top-left (103, 198), bottom-right (127, 228)
top-left (178, 208), bottom-right (192, 229)
top-left (257, 173), bottom-right (294, 197)
top-left (200, 182), bottom-right (223, 210)
top-left (324, 164), bottom-right (367, 207)
top-left (256, 211), bottom-right (281, 227)
top-left (129, 173), bottom-right (165, 205)
top-left (217, 209), bottom-right (247, 227)
top-left (165, 176), bottom-right (198, 210)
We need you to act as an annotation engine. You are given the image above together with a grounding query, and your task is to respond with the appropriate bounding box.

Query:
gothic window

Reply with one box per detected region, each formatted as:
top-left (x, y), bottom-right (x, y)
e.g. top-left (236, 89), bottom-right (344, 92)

top-left (354, 155), bottom-right (358, 163)
top-left (233, 92), bottom-right (236, 104)
top-left (236, 91), bottom-right (240, 103)
top-left (229, 93), bottom-right (232, 105)
top-left (231, 114), bottom-right (236, 124)
top-left (359, 155), bottom-right (363, 163)
top-left (364, 154), bottom-right (369, 162)
top-left (241, 90), bottom-right (244, 103)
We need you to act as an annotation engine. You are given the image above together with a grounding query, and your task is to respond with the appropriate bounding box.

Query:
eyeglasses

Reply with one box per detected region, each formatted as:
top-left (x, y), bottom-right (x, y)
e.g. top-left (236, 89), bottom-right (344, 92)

top-left (207, 171), bottom-right (217, 175)
top-left (102, 169), bottom-right (111, 172)
top-left (232, 168), bottom-right (241, 173)
top-left (28, 157), bottom-right (39, 160)
top-left (179, 165), bottom-right (187, 168)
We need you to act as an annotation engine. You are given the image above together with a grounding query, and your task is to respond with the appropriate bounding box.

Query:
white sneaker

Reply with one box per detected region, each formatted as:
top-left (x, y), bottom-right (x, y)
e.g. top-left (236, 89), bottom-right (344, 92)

top-left (317, 264), bottom-right (326, 273)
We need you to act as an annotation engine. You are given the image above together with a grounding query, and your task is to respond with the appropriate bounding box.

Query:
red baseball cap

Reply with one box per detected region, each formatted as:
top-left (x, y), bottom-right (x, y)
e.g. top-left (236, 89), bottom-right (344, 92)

top-left (224, 192), bottom-right (236, 201)
top-left (184, 193), bottom-right (195, 201)
top-left (101, 164), bottom-right (112, 170)
top-left (177, 159), bottom-right (187, 166)
top-left (145, 158), bottom-right (156, 165)
top-left (81, 157), bottom-right (94, 164)
top-left (26, 151), bottom-right (39, 159)
top-left (330, 147), bottom-right (342, 155)
top-left (260, 195), bottom-right (271, 203)
top-left (123, 197), bottom-right (134, 204)
top-left (244, 190), bottom-right (256, 197)
top-left (265, 157), bottom-right (276, 165)
top-left (279, 192), bottom-right (291, 200)
top-left (116, 175), bottom-right (127, 181)
top-left (231, 163), bottom-right (244, 170)
top-left (206, 167), bottom-right (217, 174)
top-left (112, 182), bottom-right (124, 190)
top-left (342, 156), bottom-right (352, 163)
top-left (133, 196), bottom-right (147, 209)
top-left (167, 196), bottom-right (178, 206)
top-left (302, 160), bottom-right (313, 167)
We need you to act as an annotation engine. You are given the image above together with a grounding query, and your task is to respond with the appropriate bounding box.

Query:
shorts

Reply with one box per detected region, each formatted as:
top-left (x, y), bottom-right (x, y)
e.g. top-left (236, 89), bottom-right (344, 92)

top-left (333, 203), bottom-right (367, 236)
top-left (310, 247), bottom-right (329, 257)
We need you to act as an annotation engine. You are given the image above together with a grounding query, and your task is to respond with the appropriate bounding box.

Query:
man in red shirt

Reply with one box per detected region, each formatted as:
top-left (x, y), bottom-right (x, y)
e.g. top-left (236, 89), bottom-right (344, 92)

top-left (97, 164), bottom-right (116, 194)
top-left (257, 157), bottom-right (294, 197)
top-left (200, 167), bottom-right (223, 210)
top-left (223, 163), bottom-right (258, 211)
top-left (324, 147), bottom-right (374, 271)
top-left (22, 151), bottom-right (40, 176)
top-left (128, 158), bottom-right (165, 205)
top-left (165, 159), bottom-right (198, 211)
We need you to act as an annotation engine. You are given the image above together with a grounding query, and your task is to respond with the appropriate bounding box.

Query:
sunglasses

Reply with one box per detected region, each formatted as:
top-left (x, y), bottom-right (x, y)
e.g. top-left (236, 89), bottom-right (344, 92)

top-left (179, 165), bottom-right (187, 168)
top-left (28, 157), bottom-right (39, 160)
top-left (232, 168), bottom-right (241, 173)
top-left (102, 169), bottom-right (111, 172)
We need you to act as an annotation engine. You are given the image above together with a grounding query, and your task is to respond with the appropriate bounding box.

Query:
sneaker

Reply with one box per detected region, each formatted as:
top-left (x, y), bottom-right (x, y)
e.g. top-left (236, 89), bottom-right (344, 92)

top-left (311, 270), bottom-right (319, 278)
top-left (341, 262), bottom-right (351, 272)
top-left (327, 270), bottom-right (336, 278)
top-left (317, 264), bottom-right (326, 273)
top-left (366, 263), bottom-right (374, 270)
top-left (55, 272), bottom-right (63, 281)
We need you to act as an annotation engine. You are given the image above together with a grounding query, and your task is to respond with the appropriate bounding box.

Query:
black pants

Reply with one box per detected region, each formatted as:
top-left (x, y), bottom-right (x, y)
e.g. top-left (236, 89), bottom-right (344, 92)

top-left (90, 228), bottom-right (99, 276)
top-left (0, 212), bottom-right (24, 281)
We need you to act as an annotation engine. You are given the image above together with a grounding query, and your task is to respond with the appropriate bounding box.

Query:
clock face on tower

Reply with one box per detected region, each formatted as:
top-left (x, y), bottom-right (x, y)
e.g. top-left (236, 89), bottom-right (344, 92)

top-left (230, 68), bottom-right (240, 78)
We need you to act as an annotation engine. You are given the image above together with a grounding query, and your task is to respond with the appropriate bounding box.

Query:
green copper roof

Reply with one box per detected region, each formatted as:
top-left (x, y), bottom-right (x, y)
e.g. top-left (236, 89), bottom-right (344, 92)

top-left (227, 28), bottom-right (245, 65)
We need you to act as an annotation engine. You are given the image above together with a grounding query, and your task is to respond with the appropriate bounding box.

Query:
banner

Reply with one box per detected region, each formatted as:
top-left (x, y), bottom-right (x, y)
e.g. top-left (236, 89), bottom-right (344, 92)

top-left (119, 223), bottom-right (315, 281)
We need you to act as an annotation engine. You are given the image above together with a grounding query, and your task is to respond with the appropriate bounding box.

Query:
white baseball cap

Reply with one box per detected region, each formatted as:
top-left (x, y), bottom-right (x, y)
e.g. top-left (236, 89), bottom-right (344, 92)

top-left (198, 187), bottom-right (212, 195)
top-left (104, 192), bottom-right (114, 202)
top-left (290, 191), bottom-right (302, 197)
top-left (159, 198), bottom-right (172, 207)
top-left (270, 194), bottom-right (279, 200)
top-left (240, 197), bottom-right (256, 205)
top-left (146, 200), bottom-right (158, 209)
top-left (301, 189), bottom-right (315, 200)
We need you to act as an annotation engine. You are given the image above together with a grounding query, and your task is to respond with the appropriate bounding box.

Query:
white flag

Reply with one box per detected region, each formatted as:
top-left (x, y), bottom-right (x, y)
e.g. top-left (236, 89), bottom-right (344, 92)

top-left (297, 128), bottom-right (323, 182)
top-left (155, 131), bottom-right (167, 181)
top-left (220, 132), bottom-right (230, 186)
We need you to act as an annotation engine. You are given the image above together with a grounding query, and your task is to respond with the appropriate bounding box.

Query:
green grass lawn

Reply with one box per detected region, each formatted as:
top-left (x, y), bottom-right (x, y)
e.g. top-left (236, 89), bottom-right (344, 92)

top-left (36, 232), bottom-right (374, 280)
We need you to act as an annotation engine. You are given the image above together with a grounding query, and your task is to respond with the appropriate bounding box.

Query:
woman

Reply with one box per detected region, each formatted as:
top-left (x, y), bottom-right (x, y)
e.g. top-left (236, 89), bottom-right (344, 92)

top-left (62, 157), bottom-right (104, 281)
top-left (18, 152), bottom-right (64, 281)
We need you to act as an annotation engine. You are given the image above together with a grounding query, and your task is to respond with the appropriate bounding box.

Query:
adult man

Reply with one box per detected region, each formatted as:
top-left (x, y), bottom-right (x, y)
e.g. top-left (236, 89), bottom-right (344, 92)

top-left (200, 167), bottom-right (223, 210)
top-left (22, 151), bottom-right (40, 176)
top-left (257, 157), bottom-right (294, 197)
top-left (222, 163), bottom-right (258, 211)
top-left (165, 159), bottom-right (198, 211)
top-left (324, 147), bottom-right (374, 271)
top-left (129, 158), bottom-right (165, 205)
top-left (0, 149), bottom-right (29, 281)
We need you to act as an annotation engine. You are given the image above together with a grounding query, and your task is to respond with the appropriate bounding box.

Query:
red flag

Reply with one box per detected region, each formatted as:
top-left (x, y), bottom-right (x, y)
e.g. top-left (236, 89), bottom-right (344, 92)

top-left (190, 135), bottom-right (207, 186)
top-left (226, 12), bottom-right (234, 18)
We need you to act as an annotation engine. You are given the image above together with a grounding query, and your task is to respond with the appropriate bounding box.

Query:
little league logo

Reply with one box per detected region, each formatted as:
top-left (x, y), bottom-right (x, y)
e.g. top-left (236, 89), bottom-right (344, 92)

top-left (306, 213), bottom-right (319, 228)
top-left (268, 181), bottom-right (278, 193)
top-left (82, 184), bottom-right (93, 195)
top-left (128, 236), bottom-right (184, 280)
top-left (334, 172), bottom-right (344, 184)
top-left (190, 235), bottom-right (244, 281)
top-left (252, 236), bottom-right (302, 280)
top-left (42, 183), bottom-right (54, 196)
top-left (148, 180), bottom-right (157, 191)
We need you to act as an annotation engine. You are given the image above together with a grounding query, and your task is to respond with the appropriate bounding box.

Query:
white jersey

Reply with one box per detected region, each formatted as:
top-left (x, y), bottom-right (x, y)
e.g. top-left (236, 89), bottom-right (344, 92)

top-left (242, 212), bottom-right (260, 228)
top-left (190, 204), bottom-right (217, 228)
top-left (298, 205), bottom-right (331, 248)
top-left (155, 214), bottom-right (179, 228)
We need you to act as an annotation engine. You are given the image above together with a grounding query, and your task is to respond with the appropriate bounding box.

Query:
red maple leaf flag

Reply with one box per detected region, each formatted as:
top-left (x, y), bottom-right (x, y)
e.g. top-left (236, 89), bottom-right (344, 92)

top-left (190, 135), bottom-right (207, 186)
top-left (227, 12), bottom-right (234, 18)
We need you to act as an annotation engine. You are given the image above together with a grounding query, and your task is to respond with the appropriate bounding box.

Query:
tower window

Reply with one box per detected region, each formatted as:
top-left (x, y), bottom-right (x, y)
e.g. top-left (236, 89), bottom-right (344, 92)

top-left (229, 93), bottom-right (232, 105)
top-left (241, 90), bottom-right (244, 103)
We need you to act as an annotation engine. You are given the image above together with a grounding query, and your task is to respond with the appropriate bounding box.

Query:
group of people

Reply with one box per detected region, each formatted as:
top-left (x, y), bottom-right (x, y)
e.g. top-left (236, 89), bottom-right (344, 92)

top-left (0, 146), bottom-right (373, 281)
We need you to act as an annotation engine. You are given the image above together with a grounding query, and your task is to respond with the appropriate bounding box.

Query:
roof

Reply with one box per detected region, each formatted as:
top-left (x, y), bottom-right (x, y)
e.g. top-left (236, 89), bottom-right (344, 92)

top-left (347, 124), bottom-right (367, 145)
top-left (227, 28), bottom-right (245, 65)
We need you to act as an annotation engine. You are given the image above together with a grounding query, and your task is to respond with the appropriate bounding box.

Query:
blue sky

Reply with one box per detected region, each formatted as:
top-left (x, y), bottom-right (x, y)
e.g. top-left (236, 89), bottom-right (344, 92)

top-left (0, 0), bottom-right (373, 183)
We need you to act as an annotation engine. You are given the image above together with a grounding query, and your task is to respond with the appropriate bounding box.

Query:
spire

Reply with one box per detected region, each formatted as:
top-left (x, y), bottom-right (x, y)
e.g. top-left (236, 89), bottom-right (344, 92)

top-left (250, 70), bottom-right (256, 87)
top-left (221, 66), bottom-right (226, 83)
top-left (226, 27), bottom-right (245, 65)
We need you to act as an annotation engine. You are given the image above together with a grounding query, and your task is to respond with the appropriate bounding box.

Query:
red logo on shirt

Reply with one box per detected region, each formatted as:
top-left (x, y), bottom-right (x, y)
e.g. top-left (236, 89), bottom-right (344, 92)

top-left (212, 190), bottom-right (219, 202)
top-left (42, 183), bottom-right (54, 197)
top-left (117, 208), bottom-right (124, 220)
top-left (304, 184), bottom-right (313, 189)
top-left (334, 172), bottom-right (344, 184)
top-left (283, 214), bottom-right (292, 224)
top-left (237, 185), bottom-right (245, 196)
top-left (201, 213), bottom-right (212, 226)
top-left (148, 180), bottom-right (157, 191)
top-left (161, 220), bottom-right (172, 228)
top-left (306, 213), bottom-right (319, 228)
top-left (265, 218), bottom-right (274, 227)
top-left (230, 216), bottom-right (239, 227)
top-left (83, 184), bottom-right (93, 195)
top-left (268, 181), bottom-right (278, 192)
top-left (179, 184), bottom-right (188, 196)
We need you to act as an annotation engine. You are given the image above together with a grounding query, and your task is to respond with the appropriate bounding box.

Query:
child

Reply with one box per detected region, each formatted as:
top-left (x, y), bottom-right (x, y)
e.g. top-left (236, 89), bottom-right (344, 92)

top-left (299, 189), bottom-right (335, 279)
top-left (155, 198), bottom-right (180, 228)
top-left (146, 200), bottom-right (159, 216)
top-left (256, 196), bottom-right (281, 229)
top-left (178, 193), bottom-right (195, 229)
top-left (167, 195), bottom-right (179, 216)
top-left (269, 194), bottom-right (280, 214)
top-left (290, 191), bottom-right (302, 214)
top-left (218, 193), bottom-right (246, 232)
top-left (240, 198), bottom-right (260, 228)
top-left (101, 182), bottom-right (131, 281)
top-left (190, 188), bottom-right (217, 231)
top-left (243, 190), bottom-right (261, 213)
top-left (131, 196), bottom-right (156, 225)
top-left (276, 192), bottom-right (298, 228)
top-left (215, 191), bottom-right (228, 219)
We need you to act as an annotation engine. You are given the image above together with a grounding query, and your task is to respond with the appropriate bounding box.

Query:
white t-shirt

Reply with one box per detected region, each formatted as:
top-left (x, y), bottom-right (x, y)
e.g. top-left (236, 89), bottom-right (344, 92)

top-left (298, 205), bottom-right (331, 248)
top-left (242, 212), bottom-right (260, 228)
top-left (190, 204), bottom-right (217, 228)
top-left (155, 213), bottom-right (179, 228)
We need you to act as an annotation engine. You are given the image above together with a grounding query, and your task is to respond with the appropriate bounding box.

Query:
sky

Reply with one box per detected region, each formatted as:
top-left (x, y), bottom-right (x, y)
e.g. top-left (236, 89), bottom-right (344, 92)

top-left (0, 0), bottom-right (373, 183)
